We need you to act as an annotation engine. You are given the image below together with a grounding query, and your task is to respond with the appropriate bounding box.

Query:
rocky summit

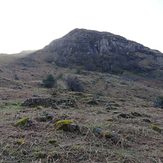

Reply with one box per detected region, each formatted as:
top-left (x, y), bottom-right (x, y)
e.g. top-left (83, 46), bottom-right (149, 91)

top-left (29, 28), bottom-right (163, 77)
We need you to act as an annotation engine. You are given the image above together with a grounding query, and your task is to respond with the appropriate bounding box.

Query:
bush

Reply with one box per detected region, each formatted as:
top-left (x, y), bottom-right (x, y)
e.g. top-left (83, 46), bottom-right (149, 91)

top-left (154, 96), bottom-right (163, 108)
top-left (42, 74), bottom-right (56, 88)
top-left (66, 76), bottom-right (84, 92)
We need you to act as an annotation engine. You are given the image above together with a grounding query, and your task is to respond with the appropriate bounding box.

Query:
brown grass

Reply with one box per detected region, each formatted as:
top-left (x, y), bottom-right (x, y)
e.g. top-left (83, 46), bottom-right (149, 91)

top-left (0, 63), bottom-right (163, 162)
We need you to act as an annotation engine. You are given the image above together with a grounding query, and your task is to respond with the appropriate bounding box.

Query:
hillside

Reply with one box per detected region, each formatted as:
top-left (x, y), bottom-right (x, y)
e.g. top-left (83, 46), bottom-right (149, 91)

top-left (0, 29), bottom-right (163, 163)
top-left (0, 50), bottom-right (35, 63)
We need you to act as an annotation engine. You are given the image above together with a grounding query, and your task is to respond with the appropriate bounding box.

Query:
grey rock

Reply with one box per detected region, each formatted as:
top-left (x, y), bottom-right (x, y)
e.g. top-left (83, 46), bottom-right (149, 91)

top-left (40, 29), bottom-right (163, 77)
top-left (20, 28), bottom-right (163, 78)
top-left (117, 113), bottom-right (134, 119)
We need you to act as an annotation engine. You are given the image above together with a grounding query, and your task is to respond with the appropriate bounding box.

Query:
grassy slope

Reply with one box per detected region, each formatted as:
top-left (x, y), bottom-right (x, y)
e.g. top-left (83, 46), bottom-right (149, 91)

top-left (0, 66), bottom-right (163, 163)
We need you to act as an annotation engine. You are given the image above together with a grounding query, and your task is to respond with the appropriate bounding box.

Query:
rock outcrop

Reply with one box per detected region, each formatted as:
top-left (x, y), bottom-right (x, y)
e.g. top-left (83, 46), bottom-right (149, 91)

top-left (27, 28), bottom-right (163, 77)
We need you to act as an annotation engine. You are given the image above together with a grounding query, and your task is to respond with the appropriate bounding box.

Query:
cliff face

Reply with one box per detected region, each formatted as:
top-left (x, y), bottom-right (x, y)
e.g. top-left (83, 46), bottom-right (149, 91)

top-left (29, 28), bottom-right (163, 77)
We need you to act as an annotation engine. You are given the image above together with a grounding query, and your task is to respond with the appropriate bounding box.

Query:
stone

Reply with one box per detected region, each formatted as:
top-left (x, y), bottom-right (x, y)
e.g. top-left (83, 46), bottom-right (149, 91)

top-left (142, 118), bottom-right (151, 123)
top-left (36, 112), bottom-right (54, 122)
top-left (22, 97), bottom-right (77, 109)
top-left (117, 113), bottom-right (134, 119)
top-left (54, 120), bottom-right (80, 132)
top-left (131, 112), bottom-right (142, 117)
top-left (87, 99), bottom-right (99, 105)
top-left (22, 97), bottom-right (57, 108)
top-left (93, 127), bottom-right (103, 136)
top-left (93, 128), bottom-right (121, 144)
top-left (104, 132), bottom-right (121, 144)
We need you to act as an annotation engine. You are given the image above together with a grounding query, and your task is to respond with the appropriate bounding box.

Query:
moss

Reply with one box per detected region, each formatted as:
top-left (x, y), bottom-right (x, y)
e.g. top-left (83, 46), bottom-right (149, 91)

top-left (151, 124), bottom-right (162, 133)
top-left (55, 119), bottom-right (73, 130)
top-left (15, 117), bottom-right (29, 127)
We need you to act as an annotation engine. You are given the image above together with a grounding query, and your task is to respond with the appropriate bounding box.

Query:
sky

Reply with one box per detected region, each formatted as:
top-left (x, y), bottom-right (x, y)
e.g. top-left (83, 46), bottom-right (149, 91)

top-left (0, 0), bottom-right (163, 54)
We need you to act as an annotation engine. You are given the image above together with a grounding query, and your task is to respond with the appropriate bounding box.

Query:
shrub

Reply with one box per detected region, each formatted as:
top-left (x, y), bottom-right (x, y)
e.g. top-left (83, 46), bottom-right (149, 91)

top-left (66, 76), bottom-right (84, 92)
top-left (154, 96), bottom-right (163, 108)
top-left (42, 74), bottom-right (56, 88)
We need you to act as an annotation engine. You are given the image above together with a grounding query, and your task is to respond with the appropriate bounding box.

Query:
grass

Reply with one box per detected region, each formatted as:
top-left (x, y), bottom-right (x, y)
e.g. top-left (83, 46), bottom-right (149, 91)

top-left (0, 95), bottom-right (162, 163)
top-left (0, 68), bottom-right (163, 162)
top-left (0, 101), bottom-right (22, 111)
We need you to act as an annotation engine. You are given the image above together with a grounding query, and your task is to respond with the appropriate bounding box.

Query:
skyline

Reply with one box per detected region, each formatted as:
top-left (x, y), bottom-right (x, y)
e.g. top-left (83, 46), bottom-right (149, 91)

top-left (0, 0), bottom-right (163, 54)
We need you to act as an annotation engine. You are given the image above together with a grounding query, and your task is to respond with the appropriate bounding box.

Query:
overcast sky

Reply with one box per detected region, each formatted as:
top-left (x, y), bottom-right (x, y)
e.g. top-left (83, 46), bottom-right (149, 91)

top-left (0, 0), bottom-right (163, 54)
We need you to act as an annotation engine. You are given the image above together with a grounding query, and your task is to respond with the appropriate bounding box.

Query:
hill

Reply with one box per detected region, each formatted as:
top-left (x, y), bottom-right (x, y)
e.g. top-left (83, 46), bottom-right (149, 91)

top-left (0, 29), bottom-right (163, 162)
top-left (24, 28), bottom-right (163, 78)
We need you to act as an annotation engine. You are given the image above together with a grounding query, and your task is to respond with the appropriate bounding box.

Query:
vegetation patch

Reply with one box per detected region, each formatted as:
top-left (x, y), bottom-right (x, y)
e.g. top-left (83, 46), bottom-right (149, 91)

top-left (15, 117), bottom-right (32, 127)
top-left (55, 119), bottom-right (73, 130)
top-left (151, 124), bottom-right (162, 133)
top-left (93, 127), bottom-right (122, 144)
top-left (154, 96), bottom-right (163, 108)
top-left (65, 76), bottom-right (84, 92)
top-left (42, 74), bottom-right (56, 88)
